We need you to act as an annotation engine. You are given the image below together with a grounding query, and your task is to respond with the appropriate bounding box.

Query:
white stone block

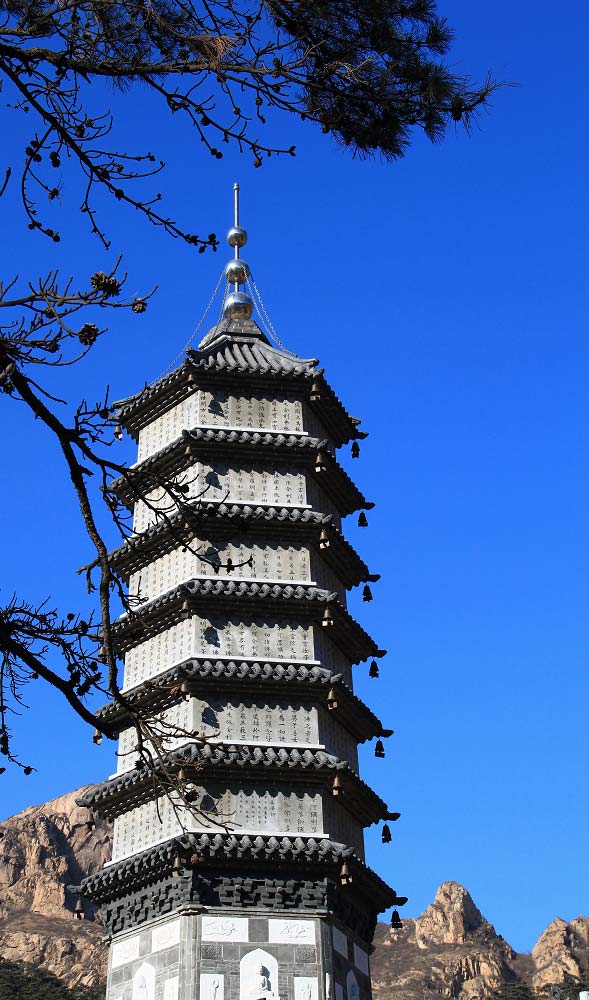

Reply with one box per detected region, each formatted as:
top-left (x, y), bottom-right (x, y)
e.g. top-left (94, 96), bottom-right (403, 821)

top-left (294, 978), bottom-right (319, 1000)
top-left (151, 918), bottom-right (181, 952)
top-left (201, 916), bottom-right (249, 942)
top-left (268, 919), bottom-right (316, 944)
top-left (163, 979), bottom-right (179, 1000)
top-left (239, 949), bottom-right (277, 1000)
top-left (200, 975), bottom-right (224, 1000)
top-left (132, 962), bottom-right (155, 1000)
top-left (111, 934), bottom-right (140, 968)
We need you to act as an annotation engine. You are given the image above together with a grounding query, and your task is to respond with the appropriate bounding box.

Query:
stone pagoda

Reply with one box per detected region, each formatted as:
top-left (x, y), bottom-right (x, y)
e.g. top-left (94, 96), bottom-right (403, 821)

top-left (79, 186), bottom-right (405, 1000)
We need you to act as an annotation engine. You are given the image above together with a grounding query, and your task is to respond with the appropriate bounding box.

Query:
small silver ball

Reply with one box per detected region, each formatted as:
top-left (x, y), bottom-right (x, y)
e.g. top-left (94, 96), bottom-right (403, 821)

top-left (227, 225), bottom-right (248, 249)
top-left (224, 258), bottom-right (250, 284)
top-left (224, 291), bottom-right (253, 321)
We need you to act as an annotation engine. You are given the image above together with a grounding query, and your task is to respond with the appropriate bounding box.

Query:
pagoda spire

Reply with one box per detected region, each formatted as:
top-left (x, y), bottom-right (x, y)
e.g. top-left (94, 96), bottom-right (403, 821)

top-left (223, 181), bottom-right (254, 321)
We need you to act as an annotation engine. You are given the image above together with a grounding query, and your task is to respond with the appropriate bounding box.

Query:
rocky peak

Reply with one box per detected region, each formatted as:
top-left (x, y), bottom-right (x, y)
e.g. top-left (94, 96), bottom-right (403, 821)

top-left (0, 787), bottom-right (111, 987)
top-left (415, 881), bottom-right (499, 948)
top-left (531, 916), bottom-right (589, 990)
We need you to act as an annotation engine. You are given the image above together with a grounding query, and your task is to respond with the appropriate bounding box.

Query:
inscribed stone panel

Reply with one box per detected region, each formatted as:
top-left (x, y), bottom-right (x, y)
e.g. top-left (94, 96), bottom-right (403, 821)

top-left (186, 461), bottom-right (307, 508)
top-left (196, 697), bottom-right (319, 746)
top-left (129, 540), bottom-right (312, 604)
top-left (198, 389), bottom-right (304, 434)
top-left (112, 796), bottom-right (184, 862)
top-left (122, 619), bottom-right (194, 689)
top-left (201, 917), bottom-right (249, 942)
top-left (186, 782), bottom-right (324, 835)
top-left (195, 615), bottom-right (314, 662)
top-left (268, 919), bottom-right (316, 944)
top-left (137, 394), bottom-right (199, 462)
top-left (117, 701), bottom-right (195, 773)
top-left (151, 918), bottom-right (181, 953)
top-left (111, 935), bottom-right (141, 968)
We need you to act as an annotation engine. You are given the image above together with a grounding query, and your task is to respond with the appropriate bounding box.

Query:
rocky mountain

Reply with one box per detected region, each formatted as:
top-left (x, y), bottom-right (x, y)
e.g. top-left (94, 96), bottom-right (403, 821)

top-left (0, 789), bottom-right (587, 998)
top-left (372, 882), bottom-right (589, 1000)
top-left (0, 787), bottom-right (111, 987)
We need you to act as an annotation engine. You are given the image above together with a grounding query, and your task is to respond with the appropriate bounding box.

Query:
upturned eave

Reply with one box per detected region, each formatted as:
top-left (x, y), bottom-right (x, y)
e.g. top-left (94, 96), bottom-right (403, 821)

top-left (114, 344), bottom-right (364, 449)
top-left (112, 579), bottom-right (386, 664)
top-left (108, 502), bottom-right (376, 590)
top-left (78, 831), bottom-right (401, 915)
top-left (77, 740), bottom-right (390, 828)
top-left (112, 427), bottom-right (371, 518)
top-left (96, 656), bottom-right (391, 744)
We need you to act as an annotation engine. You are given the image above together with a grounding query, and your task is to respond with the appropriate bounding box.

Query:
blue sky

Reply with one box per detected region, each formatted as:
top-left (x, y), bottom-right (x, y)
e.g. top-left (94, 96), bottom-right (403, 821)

top-left (1, 1), bottom-right (588, 954)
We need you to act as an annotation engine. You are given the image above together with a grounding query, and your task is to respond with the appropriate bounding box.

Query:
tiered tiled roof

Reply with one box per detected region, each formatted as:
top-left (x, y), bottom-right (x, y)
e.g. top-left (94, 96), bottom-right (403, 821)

top-left (109, 502), bottom-right (378, 590)
top-left (115, 319), bottom-right (365, 447)
top-left (78, 741), bottom-right (390, 827)
top-left (78, 831), bottom-right (399, 914)
top-left (113, 578), bottom-right (386, 663)
top-left (113, 427), bottom-right (371, 517)
top-left (97, 657), bottom-right (391, 744)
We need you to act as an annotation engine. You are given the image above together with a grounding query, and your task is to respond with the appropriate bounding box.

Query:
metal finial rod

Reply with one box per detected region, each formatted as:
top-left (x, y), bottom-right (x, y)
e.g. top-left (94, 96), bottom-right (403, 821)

top-left (233, 183), bottom-right (240, 282)
top-left (224, 182), bottom-right (252, 318)
top-left (234, 182), bottom-right (240, 227)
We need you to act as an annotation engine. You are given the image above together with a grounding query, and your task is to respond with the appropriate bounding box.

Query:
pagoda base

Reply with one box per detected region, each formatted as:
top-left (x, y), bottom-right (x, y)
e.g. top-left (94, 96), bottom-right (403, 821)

top-left (105, 908), bottom-right (370, 1000)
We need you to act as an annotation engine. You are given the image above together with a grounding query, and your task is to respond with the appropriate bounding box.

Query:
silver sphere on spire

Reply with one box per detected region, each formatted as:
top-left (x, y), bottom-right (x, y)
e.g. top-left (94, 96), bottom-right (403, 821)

top-left (224, 290), bottom-right (253, 321)
top-left (227, 225), bottom-right (248, 248)
top-left (224, 258), bottom-right (250, 285)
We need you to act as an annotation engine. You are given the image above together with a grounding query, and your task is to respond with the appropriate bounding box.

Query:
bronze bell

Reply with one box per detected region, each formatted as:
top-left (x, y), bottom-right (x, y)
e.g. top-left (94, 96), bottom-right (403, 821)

top-left (351, 441), bottom-right (360, 458)
top-left (315, 452), bottom-right (327, 473)
top-left (92, 728), bottom-right (102, 746)
top-left (369, 660), bottom-right (379, 678)
top-left (180, 680), bottom-right (191, 702)
top-left (326, 688), bottom-right (338, 710)
top-left (362, 585), bottom-right (373, 602)
top-left (374, 739), bottom-right (385, 758)
top-left (332, 774), bottom-right (343, 797)
top-left (340, 861), bottom-right (353, 886)
top-left (74, 898), bottom-right (85, 920)
top-left (319, 528), bottom-right (330, 549)
top-left (381, 824), bottom-right (392, 844)
top-left (310, 379), bottom-right (322, 402)
top-left (322, 607), bottom-right (334, 627)
top-left (391, 910), bottom-right (403, 929)
top-left (358, 512), bottom-right (368, 528)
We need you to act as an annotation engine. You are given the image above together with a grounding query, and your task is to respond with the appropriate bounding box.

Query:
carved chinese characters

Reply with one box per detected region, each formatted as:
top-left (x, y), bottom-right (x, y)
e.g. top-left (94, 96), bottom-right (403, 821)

top-left (128, 540), bottom-right (312, 605)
